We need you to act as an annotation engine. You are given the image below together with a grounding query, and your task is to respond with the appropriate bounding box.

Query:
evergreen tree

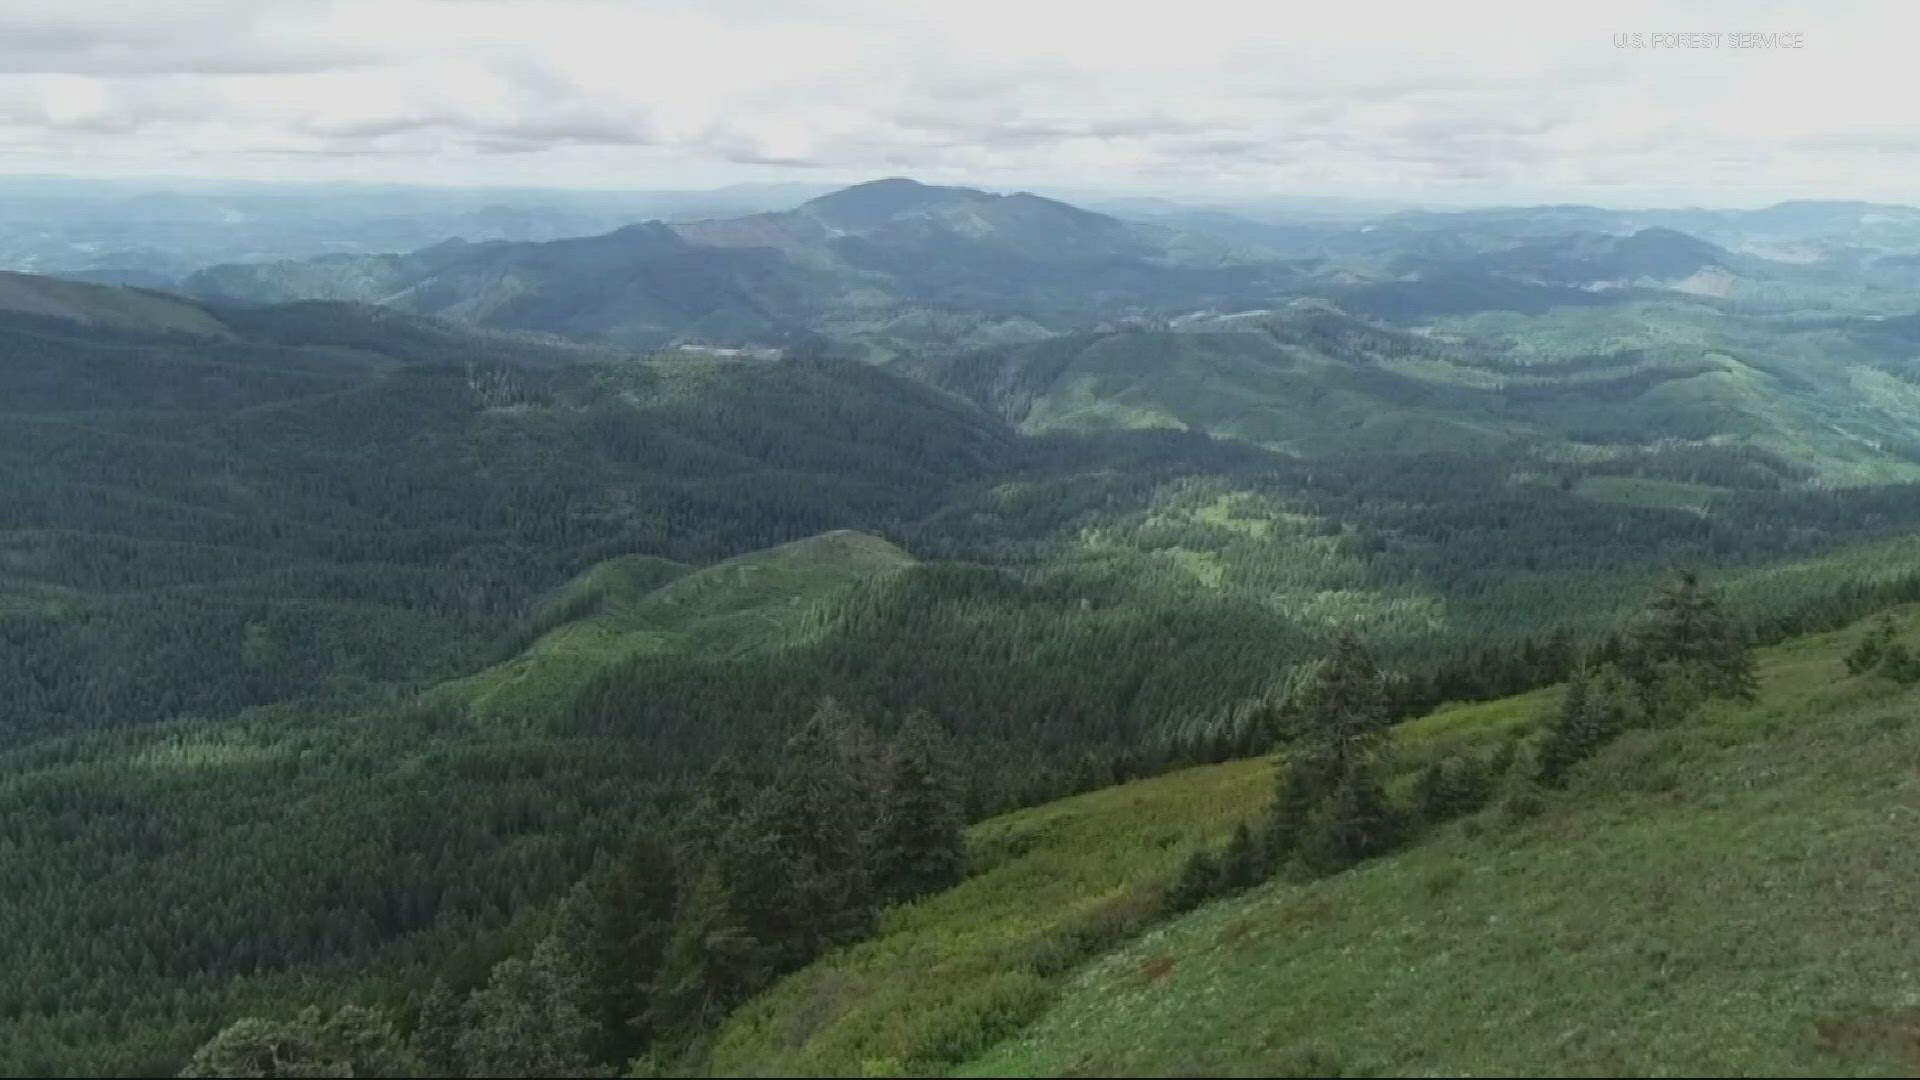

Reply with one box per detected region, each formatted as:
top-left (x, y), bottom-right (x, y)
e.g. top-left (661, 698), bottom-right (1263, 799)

top-left (181, 1005), bottom-right (419, 1078)
top-left (1297, 760), bottom-right (1399, 875)
top-left (1165, 847), bottom-right (1220, 914)
top-left (1217, 820), bottom-right (1264, 891)
top-left (1266, 634), bottom-right (1401, 875)
top-left (760, 698), bottom-right (881, 960)
top-left (871, 711), bottom-right (968, 906)
top-left (581, 833), bottom-right (678, 1061)
top-left (409, 980), bottom-right (465, 1079)
top-left (456, 935), bottom-right (601, 1078)
top-left (1881, 639), bottom-right (1920, 685)
top-left (651, 853), bottom-right (765, 1042)
top-left (1845, 615), bottom-right (1898, 676)
top-left (1414, 760), bottom-right (1452, 825)
top-left (1536, 663), bottom-right (1635, 788)
top-left (1627, 570), bottom-right (1757, 703)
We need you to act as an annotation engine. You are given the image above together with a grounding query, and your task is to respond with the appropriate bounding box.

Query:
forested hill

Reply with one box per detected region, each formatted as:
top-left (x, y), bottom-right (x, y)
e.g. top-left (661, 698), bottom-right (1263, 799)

top-left (904, 300), bottom-right (1920, 480)
top-left (0, 294), bottom-right (1014, 747)
top-left (180, 178), bottom-right (1305, 353)
top-left (15, 265), bottom-right (1920, 1071)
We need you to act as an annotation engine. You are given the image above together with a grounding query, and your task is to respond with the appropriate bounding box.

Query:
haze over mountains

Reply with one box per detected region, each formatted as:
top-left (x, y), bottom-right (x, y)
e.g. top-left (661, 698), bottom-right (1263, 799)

top-left (166, 178), bottom-right (1920, 361)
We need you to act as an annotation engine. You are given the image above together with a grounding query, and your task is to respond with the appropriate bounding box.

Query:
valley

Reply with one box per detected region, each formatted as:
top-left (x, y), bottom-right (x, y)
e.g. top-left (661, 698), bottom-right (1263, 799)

top-left (7, 175), bottom-right (1920, 1076)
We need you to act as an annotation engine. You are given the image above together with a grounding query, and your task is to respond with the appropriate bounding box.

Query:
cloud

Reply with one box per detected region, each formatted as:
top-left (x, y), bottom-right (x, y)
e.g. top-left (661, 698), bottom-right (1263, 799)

top-left (0, 0), bottom-right (1911, 204)
top-left (0, 2), bottom-right (380, 76)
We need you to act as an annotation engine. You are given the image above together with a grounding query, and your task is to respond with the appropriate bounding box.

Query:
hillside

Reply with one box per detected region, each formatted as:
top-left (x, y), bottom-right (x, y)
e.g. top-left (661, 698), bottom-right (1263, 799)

top-left (705, 607), bottom-right (1920, 1078)
top-left (181, 179), bottom-right (1307, 353)
top-left (18, 267), bottom-right (1920, 1072)
top-left (0, 293), bottom-right (1011, 749)
top-left (0, 271), bottom-right (230, 336)
top-left (430, 530), bottom-right (917, 726)
top-left (909, 300), bottom-right (1920, 483)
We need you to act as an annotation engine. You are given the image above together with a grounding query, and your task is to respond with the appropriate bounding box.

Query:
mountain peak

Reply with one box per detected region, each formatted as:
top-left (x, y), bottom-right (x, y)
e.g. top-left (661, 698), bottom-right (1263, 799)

top-left (800, 177), bottom-right (996, 229)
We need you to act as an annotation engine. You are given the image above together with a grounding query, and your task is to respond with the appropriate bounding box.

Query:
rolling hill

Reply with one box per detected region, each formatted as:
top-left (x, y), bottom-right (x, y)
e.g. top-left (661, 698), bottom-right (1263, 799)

top-left (701, 606), bottom-right (1920, 1078)
top-left (16, 252), bottom-right (1920, 1071)
top-left (181, 179), bottom-right (1309, 353)
top-left (906, 300), bottom-right (1920, 483)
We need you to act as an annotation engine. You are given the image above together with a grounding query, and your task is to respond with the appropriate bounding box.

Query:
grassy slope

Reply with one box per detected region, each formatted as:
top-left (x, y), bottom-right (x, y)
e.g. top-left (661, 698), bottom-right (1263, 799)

top-left (433, 531), bottom-right (917, 724)
top-left (963, 611), bottom-right (1920, 1078)
top-left (702, 686), bottom-right (1544, 1077)
top-left (704, 609), bottom-right (1920, 1078)
top-left (0, 271), bottom-right (230, 336)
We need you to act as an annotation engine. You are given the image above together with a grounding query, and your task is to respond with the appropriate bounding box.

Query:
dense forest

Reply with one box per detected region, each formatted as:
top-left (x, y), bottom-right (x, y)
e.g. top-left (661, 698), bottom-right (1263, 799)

top-left (12, 176), bottom-right (1920, 1074)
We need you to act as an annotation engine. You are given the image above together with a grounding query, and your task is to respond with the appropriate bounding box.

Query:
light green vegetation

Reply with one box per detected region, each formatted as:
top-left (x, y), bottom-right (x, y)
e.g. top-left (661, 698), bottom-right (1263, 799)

top-left (701, 755), bottom-right (1277, 1078)
top-left (961, 610), bottom-right (1920, 1078)
top-left (701, 677), bottom-right (1552, 1077)
top-left (1575, 475), bottom-right (1722, 511)
top-left (435, 533), bottom-right (916, 724)
top-left (0, 270), bottom-right (231, 336)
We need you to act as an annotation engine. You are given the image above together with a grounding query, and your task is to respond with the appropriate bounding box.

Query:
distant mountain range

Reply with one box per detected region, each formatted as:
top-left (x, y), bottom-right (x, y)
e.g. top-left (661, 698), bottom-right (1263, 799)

top-left (179, 178), bottom-right (1920, 354)
top-left (182, 178), bottom-right (1311, 353)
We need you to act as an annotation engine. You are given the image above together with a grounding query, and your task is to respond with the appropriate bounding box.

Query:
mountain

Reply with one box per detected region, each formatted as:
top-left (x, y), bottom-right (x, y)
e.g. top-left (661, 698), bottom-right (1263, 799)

top-left (905, 300), bottom-right (1920, 483)
top-left (195, 178), bottom-right (1920, 355)
top-left (0, 270), bottom-right (230, 335)
top-left (23, 263), bottom-right (1920, 1070)
top-left (0, 176), bottom-right (835, 287)
top-left (706, 606), bottom-right (1920, 1077)
top-left (183, 179), bottom-right (1307, 353)
top-left (0, 283), bottom-right (1015, 749)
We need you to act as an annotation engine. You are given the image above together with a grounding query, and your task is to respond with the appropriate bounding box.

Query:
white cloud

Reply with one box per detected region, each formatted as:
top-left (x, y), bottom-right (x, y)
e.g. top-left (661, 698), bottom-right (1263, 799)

top-left (0, 0), bottom-right (1908, 204)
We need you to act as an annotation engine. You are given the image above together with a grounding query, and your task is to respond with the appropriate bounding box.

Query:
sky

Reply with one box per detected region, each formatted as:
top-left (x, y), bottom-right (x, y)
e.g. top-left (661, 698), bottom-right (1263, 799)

top-left (0, 0), bottom-right (1910, 207)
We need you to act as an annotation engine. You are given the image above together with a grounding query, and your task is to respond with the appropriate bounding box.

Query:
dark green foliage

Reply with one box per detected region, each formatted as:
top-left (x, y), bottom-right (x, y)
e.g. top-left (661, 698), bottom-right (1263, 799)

top-left (757, 700), bottom-right (885, 963)
top-left (1296, 763), bottom-right (1401, 876)
top-left (1844, 616), bottom-right (1898, 676)
top-left (1535, 664), bottom-right (1637, 788)
top-left (1267, 636), bottom-right (1403, 875)
top-left (1879, 640), bottom-right (1920, 685)
top-left (1217, 821), bottom-right (1266, 892)
top-left (1166, 847), bottom-right (1222, 914)
top-left (180, 1005), bottom-right (418, 1078)
top-left (579, 837), bottom-right (678, 1060)
top-left (642, 702), bottom-right (977, 1056)
top-left (23, 263), bottom-right (1920, 1072)
top-left (872, 712), bottom-right (968, 906)
top-left (455, 935), bottom-right (601, 1078)
top-left (1415, 755), bottom-right (1495, 825)
top-left (408, 982), bottom-right (464, 1080)
top-left (1627, 570), bottom-right (1759, 705)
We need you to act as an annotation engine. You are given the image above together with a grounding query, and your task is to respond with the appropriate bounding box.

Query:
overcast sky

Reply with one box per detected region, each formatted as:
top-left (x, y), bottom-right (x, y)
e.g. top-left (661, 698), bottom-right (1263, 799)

top-left (0, 0), bottom-right (1909, 207)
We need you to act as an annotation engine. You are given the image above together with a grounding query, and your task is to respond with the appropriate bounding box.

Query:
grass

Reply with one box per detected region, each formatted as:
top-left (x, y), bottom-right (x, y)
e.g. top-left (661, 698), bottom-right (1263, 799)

top-left (700, 656), bottom-right (1546, 1077)
top-left (702, 756), bottom-right (1276, 1078)
top-left (958, 608), bottom-right (1920, 1078)
top-left (1575, 475), bottom-right (1723, 512)
top-left (433, 531), bottom-right (915, 724)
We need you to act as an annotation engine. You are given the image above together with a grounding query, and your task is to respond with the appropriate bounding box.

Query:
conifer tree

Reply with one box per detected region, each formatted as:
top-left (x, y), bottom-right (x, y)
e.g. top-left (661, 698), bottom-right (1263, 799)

top-left (1845, 615), bottom-right (1898, 676)
top-left (1881, 639), bottom-right (1920, 685)
top-left (1627, 570), bottom-right (1757, 704)
top-left (1166, 846), bottom-right (1220, 913)
top-left (1217, 820), bottom-right (1263, 891)
top-left (871, 711), bottom-right (967, 906)
top-left (761, 698), bottom-right (881, 959)
top-left (182, 1005), bottom-right (419, 1078)
top-left (1266, 634), bottom-right (1401, 875)
top-left (410, 979), bottom-right (465, 1078)
top-left (457, 935), bottom-right (600, 1078)
top-left (651, 852), bottom-right (764, 1042)
top-left (1415, 760), bottom-right (1452, 824)
top-left (578, 834), bottom-right (678, 1062)
top-left (1536, 663), bottom-right (1635, 788)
